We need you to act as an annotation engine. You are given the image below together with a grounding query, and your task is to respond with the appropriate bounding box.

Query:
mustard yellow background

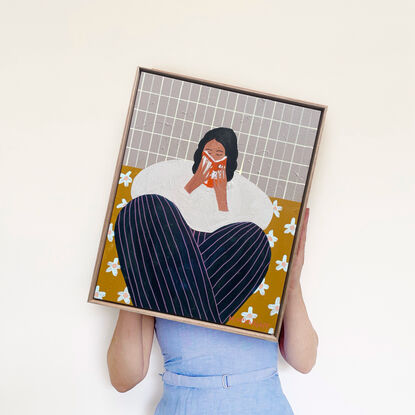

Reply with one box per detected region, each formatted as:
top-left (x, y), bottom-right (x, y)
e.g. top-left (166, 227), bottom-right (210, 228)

top-left (94, 165), bottom-right (300, 334)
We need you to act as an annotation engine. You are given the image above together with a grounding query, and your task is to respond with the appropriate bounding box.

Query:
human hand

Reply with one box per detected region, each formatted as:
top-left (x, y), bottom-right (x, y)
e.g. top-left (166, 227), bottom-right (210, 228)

top-left (184, 157), bottom-right (210, 194)
top-left (213, 168), bottom-right (228, 211)
top-left (287, 207), bottom-right (310, 293)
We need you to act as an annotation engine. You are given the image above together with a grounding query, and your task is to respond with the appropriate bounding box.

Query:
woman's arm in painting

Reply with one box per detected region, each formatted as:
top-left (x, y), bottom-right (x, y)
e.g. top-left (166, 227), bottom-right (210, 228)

top-left (213, 168), bottom-right (228, 211)
top-left (107, 310), bottom-right (155, 392)
top-left (278, 208), bottom-right (319, 374)
top-left (184, 157), bottom-right (210, 194)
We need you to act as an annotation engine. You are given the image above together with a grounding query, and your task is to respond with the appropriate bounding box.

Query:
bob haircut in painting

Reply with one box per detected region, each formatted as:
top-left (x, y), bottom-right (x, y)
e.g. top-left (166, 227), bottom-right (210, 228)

top-left (192, 127), bottom-right (239, 181)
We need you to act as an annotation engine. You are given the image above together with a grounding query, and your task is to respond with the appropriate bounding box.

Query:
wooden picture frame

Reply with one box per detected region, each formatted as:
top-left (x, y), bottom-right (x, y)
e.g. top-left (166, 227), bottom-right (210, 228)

top-left (87, 66), bottom-right (327, 342)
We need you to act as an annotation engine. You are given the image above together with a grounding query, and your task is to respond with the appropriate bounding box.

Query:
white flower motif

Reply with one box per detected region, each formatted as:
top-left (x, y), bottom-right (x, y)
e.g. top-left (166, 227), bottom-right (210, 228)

top-left (106, 257), bottom-right (121, 276)
top-left (284, 217), bottom-right (296, 235)
top-left (117, 287), bottom-right (131, 304)
top-left (119, 171), bottom-right (132, 187)
top-left (94, 285), bottom-right (106, 300)
top-left (276, 255), bottom-right (289, 272)
top-left (254, 278), bottom-right (269, 295)
top-left (268, 327), bottom-right (274, 334)
top-left (117, 198), bottom-right (128, 208)
top-left (241, 306), bottom-right (258, 324)
top-left (272, 200), bottom-right (283, 218)
top-left (266, 230), bottom-right (278, 248)
top-left (107, 223), bottom-right (114, 242)
top-left (268, 297), bottom-right (280, 316)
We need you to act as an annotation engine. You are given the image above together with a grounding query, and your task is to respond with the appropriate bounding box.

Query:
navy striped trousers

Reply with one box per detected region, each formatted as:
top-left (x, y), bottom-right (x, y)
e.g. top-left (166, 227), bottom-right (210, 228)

top-left (114, 194), bottom-right (271, 325)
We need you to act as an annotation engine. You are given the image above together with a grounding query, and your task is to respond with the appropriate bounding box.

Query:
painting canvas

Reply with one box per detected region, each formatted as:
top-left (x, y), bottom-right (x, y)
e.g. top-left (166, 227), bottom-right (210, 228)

top-left (88, 67), bottom-right (327, 341)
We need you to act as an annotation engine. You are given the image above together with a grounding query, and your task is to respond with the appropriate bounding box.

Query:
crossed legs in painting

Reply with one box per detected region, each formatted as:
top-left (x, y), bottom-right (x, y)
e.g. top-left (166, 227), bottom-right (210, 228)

top-left (114, 194), bottom-right (271, 324)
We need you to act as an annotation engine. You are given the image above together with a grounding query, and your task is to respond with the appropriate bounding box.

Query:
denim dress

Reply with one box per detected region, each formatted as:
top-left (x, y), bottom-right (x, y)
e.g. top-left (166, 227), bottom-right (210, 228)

top-left (153, 317), bottom-right (294, 415)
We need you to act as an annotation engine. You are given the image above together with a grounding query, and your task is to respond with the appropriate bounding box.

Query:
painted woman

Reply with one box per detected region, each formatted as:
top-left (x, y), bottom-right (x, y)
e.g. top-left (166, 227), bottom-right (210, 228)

top-left (114, 127), bottom-right (273, 325)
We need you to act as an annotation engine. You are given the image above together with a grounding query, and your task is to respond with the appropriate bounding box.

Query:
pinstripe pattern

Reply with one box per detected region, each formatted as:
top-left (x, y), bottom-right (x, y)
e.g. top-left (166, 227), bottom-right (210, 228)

top-left (114, 194), bottom-right (271, 324)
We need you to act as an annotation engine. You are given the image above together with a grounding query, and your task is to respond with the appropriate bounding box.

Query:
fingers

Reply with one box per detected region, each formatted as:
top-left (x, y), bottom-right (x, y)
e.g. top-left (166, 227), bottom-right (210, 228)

top-left (213, 173), bottom-right (220, 188)
top-left (199, 155), bottom-right (211, 175)
top-left (302, 208), bottom-right (309, 241)
top-left (201, 159), bottom-right (211, 176)
top-left (294, 208), bottom-right (310, 257)
top-left (202, 167), bottom-right (210, 181)
top-left (197, 157), bottom-right (205, 172)
top-left (298, 208), bottom-right (310, 253)
top-left (218, 168), bottom-right (226, 181)
top-left (213, 169), bottom-right (226, 188)
top-left (197, 157), bottom-right (211, 184)
top-left (219, 169), bottom-right (226, 185)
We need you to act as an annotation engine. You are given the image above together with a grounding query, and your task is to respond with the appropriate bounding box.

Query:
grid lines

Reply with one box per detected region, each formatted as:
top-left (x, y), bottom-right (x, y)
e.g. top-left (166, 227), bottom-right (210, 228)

top-left (122, 72), bottom-right (320, 201)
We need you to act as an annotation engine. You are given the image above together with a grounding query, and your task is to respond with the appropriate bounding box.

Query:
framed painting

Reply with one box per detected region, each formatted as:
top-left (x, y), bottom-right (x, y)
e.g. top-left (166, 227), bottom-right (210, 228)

top-left (88, 67), bottom-right (327, 341)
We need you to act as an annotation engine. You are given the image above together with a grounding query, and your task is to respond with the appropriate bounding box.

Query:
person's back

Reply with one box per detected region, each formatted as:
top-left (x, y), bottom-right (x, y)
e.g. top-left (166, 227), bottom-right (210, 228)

top-left (153, 316), bottom-right (293, 414)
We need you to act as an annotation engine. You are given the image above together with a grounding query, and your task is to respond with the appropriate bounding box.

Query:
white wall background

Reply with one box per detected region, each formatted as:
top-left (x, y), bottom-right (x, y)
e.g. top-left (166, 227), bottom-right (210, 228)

top-left (1, 1), bottom-right (414, 414)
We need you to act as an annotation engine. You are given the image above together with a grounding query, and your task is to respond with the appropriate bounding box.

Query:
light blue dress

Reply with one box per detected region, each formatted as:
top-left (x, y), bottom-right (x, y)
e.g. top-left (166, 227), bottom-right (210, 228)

top-left (153, 317), bottom-right (294, 414)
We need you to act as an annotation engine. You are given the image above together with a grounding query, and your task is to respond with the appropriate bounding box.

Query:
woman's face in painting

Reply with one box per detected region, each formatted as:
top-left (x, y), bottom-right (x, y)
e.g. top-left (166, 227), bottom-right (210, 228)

top-left (203, 139), bottom-right (225, 160)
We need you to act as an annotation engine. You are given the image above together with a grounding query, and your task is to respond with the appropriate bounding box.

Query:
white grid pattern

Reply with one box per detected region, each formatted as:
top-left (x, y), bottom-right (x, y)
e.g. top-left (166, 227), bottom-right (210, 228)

top-left (143, 75), bottom-right (156, 168)
top-left (284, 106), bottom-right (305, 199)
top-left (184, 83), bottom-right (202, 161)
top-left (128, 108), bottom-right (316, 144)
top-left (122, 72), bottom-right (320, 201)
top-left (129, 90), bottom-right (318, 130)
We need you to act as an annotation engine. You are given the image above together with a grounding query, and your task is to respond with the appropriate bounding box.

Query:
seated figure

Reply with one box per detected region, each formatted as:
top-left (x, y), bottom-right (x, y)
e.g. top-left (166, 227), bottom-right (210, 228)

top-left (114, 127), bottom-right (273, 324)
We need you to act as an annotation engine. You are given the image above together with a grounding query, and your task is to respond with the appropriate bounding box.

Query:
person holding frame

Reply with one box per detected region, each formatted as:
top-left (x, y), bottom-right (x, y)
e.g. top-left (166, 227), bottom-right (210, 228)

top-left (96, 67), bottom-right (325, 414)
top-left (107, 204), bottom-right (318, 414)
